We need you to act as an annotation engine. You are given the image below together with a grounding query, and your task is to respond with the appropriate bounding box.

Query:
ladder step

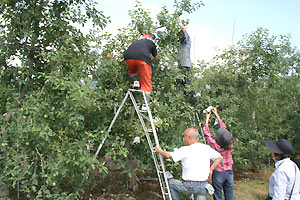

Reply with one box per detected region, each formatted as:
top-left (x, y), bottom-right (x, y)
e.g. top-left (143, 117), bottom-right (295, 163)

top-left (147, 129), bottom-right (153, 132)
top-left (140, 104), bottom-right (148, 112)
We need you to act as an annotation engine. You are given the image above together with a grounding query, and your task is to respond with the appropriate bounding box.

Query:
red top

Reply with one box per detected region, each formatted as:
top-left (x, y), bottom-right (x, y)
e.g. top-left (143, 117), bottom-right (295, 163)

top-left (203, 119), bottom-right (233, 172)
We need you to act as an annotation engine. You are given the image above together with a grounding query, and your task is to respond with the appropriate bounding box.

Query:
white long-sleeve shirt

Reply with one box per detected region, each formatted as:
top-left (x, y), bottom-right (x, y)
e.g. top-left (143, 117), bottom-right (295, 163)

top-left (269, 158), bottom-right (300, 200)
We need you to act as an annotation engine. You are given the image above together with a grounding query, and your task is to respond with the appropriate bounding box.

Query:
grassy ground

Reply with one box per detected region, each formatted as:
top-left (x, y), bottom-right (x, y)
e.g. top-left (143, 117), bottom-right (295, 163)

top-left (89, 166), bottom-right (273, 200)
top-left (4, 167), bottom-right (274, 200)
top-left (231, 167), bottom-right (272, 200)
top-left (206, 167), bottom-right (272, 200)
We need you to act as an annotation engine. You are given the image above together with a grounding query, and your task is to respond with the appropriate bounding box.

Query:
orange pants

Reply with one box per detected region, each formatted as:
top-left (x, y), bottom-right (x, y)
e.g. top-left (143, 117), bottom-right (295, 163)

top-left (125, 59), bottom-right (152, 93)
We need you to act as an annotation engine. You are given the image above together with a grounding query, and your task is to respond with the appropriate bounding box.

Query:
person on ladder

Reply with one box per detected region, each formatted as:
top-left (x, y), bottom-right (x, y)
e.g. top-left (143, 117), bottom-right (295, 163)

top-left (176, 18), bottom-right (200, 99)
top-left (155, 127), bottom-right (223, 200)
top-left (203, 107), bottom-right (234, 200)
top-left (177, 18), bottom-right (191, 86)
top-left (123, 33), bottom-right (159, 109)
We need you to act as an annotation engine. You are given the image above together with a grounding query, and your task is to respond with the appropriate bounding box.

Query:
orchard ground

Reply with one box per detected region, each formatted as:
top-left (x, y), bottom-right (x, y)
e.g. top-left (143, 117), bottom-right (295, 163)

top-left (5, 167), bottom-right (272, 199)
top-left (78, 167), bottom-right (270, 199)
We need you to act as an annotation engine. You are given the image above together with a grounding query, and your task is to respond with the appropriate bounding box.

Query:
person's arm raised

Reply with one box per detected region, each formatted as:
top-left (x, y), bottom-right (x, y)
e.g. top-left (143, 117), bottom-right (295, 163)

top-left (176, 18), bottom-right (186, 32)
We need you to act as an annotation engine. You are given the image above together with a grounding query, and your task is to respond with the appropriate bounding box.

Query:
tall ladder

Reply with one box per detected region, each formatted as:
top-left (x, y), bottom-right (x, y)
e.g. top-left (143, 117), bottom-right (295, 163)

top-left (188, 112), bottom-right (206, 144)
top-left (93, 89), bottom-right (172, 200)
top-left (188, 111), bottom-right (206, 200)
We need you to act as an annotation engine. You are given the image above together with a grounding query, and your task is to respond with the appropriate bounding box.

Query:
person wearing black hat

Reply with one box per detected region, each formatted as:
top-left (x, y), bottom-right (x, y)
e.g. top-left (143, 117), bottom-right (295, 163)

top-left (202, 107), bottom-right (234, 200)
top-left (264, 139), bottom-right (300, 200)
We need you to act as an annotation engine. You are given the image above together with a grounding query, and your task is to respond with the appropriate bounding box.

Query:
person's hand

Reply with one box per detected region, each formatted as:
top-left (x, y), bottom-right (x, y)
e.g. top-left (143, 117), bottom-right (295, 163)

top-left (206, 112), bottom-right (211, 118)
top-left (176, 18), bottom-right (186, 32)
top-left (212, 107), bottom-right (221, 120)
top-left (155, 146), bottom-right (163, 154)
top-left (208, 169), bottom-right (213, 181)
top-left (212, 107), bottom-right (218, 114)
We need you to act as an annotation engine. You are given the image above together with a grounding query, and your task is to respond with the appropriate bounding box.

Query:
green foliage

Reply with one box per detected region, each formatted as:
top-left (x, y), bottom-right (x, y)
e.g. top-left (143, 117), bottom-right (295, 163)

top-left (1, 0), bottom-right (299, 198)
top-left (195, 28), bottom-right (300, 170)
top-left (0, 0), bottom-right (111, 198)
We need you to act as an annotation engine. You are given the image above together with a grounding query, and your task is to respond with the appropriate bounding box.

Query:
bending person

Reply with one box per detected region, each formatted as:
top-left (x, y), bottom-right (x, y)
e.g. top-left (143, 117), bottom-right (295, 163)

top-left (203, 107), bottom-right (234, 200)
top-left (155, 127), bottom-right (223, 200)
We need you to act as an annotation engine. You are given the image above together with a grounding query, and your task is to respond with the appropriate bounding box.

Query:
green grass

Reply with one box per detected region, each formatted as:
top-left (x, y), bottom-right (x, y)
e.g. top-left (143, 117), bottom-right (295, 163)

top-left (232, 167), bottom-right (272, 200)
top-left (180, 167), bottom-right (272, 200)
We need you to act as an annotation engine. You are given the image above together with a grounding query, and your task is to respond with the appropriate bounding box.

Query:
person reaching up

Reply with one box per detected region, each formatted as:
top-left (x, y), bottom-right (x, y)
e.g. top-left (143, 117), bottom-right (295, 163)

top-left (177, 18), bottom-right (192, 86)
top-left (203, 107), bottom-right (234, 200)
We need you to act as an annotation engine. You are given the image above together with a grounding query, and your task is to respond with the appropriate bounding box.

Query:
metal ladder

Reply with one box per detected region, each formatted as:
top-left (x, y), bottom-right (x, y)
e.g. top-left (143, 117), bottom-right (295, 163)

top-left (93, 89), bottom-right (172, 200)
top-left (188, 111), bottom-right (206, 144)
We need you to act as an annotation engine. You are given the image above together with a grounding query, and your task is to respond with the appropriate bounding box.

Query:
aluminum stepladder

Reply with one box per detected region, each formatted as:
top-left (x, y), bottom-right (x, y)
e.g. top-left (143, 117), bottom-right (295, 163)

top-left (188, 111), bottom-right (206, 144)
top-left (93, 89), bottom-right (172, 200)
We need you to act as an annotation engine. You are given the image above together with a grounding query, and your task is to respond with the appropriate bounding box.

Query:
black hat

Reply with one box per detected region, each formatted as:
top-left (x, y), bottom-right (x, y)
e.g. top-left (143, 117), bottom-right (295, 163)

top-left (216, 128), bottom-right (232, 148)
top-left (264, 139), bottom-right (293, 154)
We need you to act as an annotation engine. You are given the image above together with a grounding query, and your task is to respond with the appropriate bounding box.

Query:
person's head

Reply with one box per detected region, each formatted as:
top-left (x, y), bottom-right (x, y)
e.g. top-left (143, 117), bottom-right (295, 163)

top-left (184, 127), bottom-right (199, 145)
top-left (264, 139), bottom-right (293, 160)
top-left (215, 128), bottom-right (233, 150)
top-left (140, 34), bottom-right (153, 40)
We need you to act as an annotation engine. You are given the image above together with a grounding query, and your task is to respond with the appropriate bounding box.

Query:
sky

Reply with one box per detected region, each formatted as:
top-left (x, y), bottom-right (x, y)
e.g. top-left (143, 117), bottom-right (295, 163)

top-left (97, 0), bottom-right (300, 62)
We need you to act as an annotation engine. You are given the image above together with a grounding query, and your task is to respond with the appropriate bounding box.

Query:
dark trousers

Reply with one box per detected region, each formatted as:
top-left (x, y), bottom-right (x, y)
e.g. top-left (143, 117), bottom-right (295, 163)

top-left (179, 66), bottom-right (191, 85)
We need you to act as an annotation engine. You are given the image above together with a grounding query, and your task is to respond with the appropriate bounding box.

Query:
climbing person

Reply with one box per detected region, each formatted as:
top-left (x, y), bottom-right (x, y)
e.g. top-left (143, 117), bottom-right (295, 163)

top-left (264, 139), bottom-right (300, 200)
top-left (177, 18), bottom-right (192, 85)
top-left (203, 107), bottom-right (234, 200)
top-left (176, 18), bottom-right (194, 96)
top-left (123, 34), bottom-right (158, 107)
top-left (176, 18), bottom-right (200, 99)
top-left (155, 127), bottom-right (223, 200)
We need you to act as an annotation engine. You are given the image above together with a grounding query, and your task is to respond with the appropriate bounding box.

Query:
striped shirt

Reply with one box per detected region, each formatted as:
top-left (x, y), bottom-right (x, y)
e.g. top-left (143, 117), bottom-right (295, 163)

top-left (203, 119), bottom-right (233, 172)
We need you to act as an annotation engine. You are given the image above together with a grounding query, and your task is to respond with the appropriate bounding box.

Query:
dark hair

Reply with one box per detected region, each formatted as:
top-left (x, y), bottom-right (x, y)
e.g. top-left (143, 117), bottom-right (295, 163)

top-left (274, 153), bottom-right (289, 160)
top-left (223, 140), bottom-right (233, 150)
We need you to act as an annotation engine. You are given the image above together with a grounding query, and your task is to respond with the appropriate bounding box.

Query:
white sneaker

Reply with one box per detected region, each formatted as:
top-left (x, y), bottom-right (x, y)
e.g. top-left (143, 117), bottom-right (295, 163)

top-left (133, 81), bottom-right (140, 89)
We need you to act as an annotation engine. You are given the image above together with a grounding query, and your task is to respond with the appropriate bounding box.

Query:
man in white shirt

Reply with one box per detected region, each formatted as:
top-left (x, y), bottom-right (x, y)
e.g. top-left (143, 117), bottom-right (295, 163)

top-left (264, 139), bottom-right (300, 200)
top-left (155, 127), bottom-right (223, 200)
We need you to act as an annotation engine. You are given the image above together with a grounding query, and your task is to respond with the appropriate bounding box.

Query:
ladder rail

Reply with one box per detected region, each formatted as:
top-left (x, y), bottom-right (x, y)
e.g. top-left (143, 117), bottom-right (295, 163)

top-left (140, 92), bottom-right (172, 200)
top-left (128, 91), bottom-right (172, 200)
top-left (92, 89), bottom-right (172, 200)
top-left (93, 91), bottom-right (130, 159)
top-left (195, 112), bottom-right (206, 144)
top-left (189, 112), bottom-right (206, 144)
top-left (145, 134), bottom-right (168, 199)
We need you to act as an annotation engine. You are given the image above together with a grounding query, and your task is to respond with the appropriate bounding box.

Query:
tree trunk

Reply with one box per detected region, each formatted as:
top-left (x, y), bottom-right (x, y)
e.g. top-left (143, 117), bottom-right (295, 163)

top-left (125, 104), bottom-right (140, 191)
